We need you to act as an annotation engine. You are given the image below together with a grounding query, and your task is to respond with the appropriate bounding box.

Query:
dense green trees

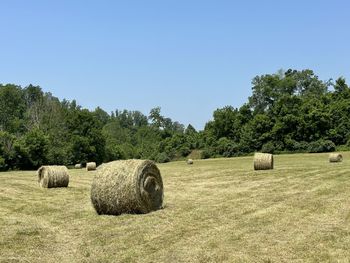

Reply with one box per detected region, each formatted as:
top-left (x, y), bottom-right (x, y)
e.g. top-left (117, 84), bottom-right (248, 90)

top-left (202, 69), bottom-right (349, 158)
top-left (0, 83), bottom-right (194, 170)
top-left (0, 69), bottom-right (349, 170)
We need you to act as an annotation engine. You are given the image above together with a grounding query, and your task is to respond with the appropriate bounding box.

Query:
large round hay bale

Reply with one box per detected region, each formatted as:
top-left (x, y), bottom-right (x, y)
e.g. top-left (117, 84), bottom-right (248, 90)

top-left (187, 159), bottom-right (194, 165)
top-left (329, 153), bottom-right (343, 163)
top-left (91, 159), bottom-right (164, 215)
top-left (75, 164), bottom-right (82, 169)
top-left (254, 153), bottom-right (274, 170)
top-left (37, 166), bottom-right (69, 188)
top-left (86, 162), bottom-right (96, 171)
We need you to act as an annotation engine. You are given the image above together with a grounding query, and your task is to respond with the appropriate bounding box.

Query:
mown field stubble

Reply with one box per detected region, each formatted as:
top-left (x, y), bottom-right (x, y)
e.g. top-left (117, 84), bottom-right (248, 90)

top-left (1, 153), bottom-right (350, 262)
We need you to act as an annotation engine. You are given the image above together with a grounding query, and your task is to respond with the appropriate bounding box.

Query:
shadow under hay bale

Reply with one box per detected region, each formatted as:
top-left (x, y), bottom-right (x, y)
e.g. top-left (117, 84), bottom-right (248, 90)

top-left (187, 159), bottom-right (194, 165)
top-left (86, 162), bottom-right (96, 171)
top-left (37, 166), bottom-right (69, 188)
top-left (91, 159), bottom-right (164, 216)
top-left (329, 153), bottom-right (343, 163)
top-left (254, 153), bottom-right (274, 170)
top-left (75, 164), bottom-right (82, 169)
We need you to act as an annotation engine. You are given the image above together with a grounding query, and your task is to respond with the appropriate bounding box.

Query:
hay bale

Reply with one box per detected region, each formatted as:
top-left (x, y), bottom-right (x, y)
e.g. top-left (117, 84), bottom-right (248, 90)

top-left (329, 153), bottom-right (343, 163)
top-left (91, 159), bottom-right (164, 215)
top-left (75, 164), bottom-right (82, 169)
top-left (37, 166), bottom-right (69, 188)
top-left (86, 162), bottom-right (96, 171)
top-left (254, 153), bottom-right (274, 170)
top-left (187, 159), bottom-right (194, 165)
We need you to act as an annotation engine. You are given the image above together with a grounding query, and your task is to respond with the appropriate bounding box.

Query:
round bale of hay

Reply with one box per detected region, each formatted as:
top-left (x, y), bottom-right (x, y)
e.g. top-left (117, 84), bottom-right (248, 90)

top-left (37, 166), bottom-right (69, 188)
top-left (86, 162), bottom-right (96, 171)
top-left (75, 164), bottom-right (82, 169)
top-left (329, 153), bottom-right (343, 163)
top-left (254, 153), bottom-right (274, 170)
top-left (187, 159), bottom-right (194, 165)
top-left (91, 159), bottom-right (164, 215)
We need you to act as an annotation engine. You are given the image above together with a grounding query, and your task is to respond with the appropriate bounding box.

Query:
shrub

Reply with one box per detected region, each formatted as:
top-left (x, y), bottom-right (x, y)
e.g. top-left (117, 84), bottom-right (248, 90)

top-left (336, 144), bottom-right (350, 151)
top-left (201, 148), bottom-right (214, 159)
top-left (0, 131), bottom-right (31, 170)
top-left (323, 140), bottom-right (336, 152)
top-left (47, 147), bottom-right (70, 166)
top-left (155, 152), bottom-right (170, 163)
top-left (284, 138), bottom-right (309, 152)
top-left (222, 143), bottom-right (240, 157)
top-left (104, 145), bottom-right (126, 162)
top-left (214, 137), bottom-right (240, 157)
top-left (0, 156), bottom-right (5, 171)
top-left (308, 139), bottom-right (335, 153)
top-left (215, 137), bottom-right (232, 155)
top-left (261, 142), bottom-right (275, 154)
top-left (294, 141), bottom-right (309, 152)
top-left (23, 129), bottom-right (49, 168)
top-left (284, 137), bottom-right (297, 151)
top-left (179, 146), bottom-right (191, 157)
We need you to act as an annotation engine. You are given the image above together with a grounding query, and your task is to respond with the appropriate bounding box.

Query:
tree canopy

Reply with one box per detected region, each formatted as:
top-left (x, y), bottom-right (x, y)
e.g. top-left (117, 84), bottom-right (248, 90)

top-left (1, 69), bottom-right (349, 170)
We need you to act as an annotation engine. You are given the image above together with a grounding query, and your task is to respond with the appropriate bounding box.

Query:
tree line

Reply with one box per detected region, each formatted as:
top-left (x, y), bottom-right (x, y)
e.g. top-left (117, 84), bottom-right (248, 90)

top-left (1, 69), bottom-right (349, 170)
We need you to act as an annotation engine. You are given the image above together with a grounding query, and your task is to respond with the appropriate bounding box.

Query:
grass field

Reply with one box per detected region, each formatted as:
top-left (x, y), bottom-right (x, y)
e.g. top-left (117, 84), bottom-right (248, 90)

top-left (1, 153), bottom-right (350, 262)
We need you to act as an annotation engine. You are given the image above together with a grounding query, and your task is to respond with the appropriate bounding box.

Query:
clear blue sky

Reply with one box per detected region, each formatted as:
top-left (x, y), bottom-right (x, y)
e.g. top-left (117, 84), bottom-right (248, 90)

top-left (1, 1), bottom-right (349, 130)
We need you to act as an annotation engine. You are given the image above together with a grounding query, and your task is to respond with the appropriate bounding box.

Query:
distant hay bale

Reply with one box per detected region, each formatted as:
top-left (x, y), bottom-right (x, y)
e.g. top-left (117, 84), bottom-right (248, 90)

top-left (187, 159), bottom-right (194, 165)
top-left (329, 153), bottom-right (343, 163)
top-left (86, 162), bottom-right (96, 171)
top-left (37, 166), bottom-right (69, 188)
top-left (91, 159), bottom-right (164, 215)
top-left (75, 164), bottom-right (82, 169)
top-left (254, 153), bottom-right (274, 170)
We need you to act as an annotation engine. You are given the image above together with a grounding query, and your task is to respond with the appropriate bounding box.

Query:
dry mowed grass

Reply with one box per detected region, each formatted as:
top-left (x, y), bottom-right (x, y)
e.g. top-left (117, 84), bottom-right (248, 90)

top-left (1, 153), bottom-right (350, 262)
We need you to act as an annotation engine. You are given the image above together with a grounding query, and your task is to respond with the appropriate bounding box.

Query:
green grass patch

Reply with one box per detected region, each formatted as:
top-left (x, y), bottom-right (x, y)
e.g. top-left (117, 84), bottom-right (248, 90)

top-left (1, 152), bottom-right (350, 262)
